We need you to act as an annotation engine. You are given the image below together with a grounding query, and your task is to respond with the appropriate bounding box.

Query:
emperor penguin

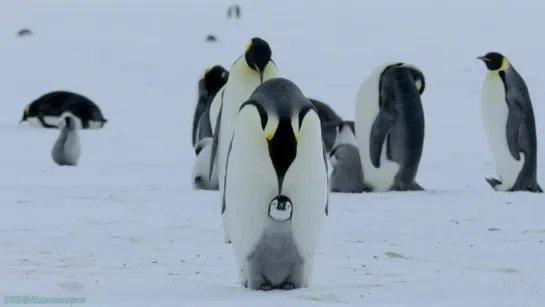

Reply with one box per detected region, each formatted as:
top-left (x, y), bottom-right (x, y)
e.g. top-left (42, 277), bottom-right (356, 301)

top-left (355, 62), bottom-right (426, 192)
top-left (222, 78), bottom-right (329, 290)
top-left (20, 90), bottom-right (108, 129)
top-left (191, 137), bottom-right (219, 190)
top-left (329, 121), bottom-right (366, 193)
top-left (308, 98), bottom-right (343, 152)
top-left (208, 37), bottom-right (279, 244)
top-left (51, 116), bottom-right (81, 166)
top-left (478, 52), bottom-right (542, 193)
top-left (192, 65), bottom-right (229, 147)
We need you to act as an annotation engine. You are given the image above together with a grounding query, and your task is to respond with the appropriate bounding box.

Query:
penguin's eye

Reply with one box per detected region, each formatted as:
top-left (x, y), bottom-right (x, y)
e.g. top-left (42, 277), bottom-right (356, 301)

top-left (194, 176), bottom-right (204, 183)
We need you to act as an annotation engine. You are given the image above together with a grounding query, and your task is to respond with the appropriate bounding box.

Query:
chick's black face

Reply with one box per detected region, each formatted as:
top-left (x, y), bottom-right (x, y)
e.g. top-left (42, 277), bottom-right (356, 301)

top-left (478, 52), bottom-right (505, 71)
top-left (244, 37), bottom-right (272, 73)
top-left (204, 66), bottom-right (229, 95)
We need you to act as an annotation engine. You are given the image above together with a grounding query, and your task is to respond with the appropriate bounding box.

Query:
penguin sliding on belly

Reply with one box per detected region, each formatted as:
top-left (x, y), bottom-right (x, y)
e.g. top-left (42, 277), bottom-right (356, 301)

top-left (355, 62), bottom-right (426, 192)
top-left (223, 78), bottom-right (329, 290)
top-left (192, 65), bottom-right (229, 147)
top-left (208, 37), bottom-right (278, 244)
top-left (51, 116), bottom-right (81, 166)
top-left (478, 52), bottom-right (542, 192)
top-left (329, 121), bottom-right (366, 193)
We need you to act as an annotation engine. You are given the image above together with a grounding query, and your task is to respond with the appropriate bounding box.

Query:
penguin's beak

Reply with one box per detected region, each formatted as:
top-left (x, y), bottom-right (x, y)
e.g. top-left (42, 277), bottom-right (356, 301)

top-left (477, 56), bottom-right (490, 62)
top-left (254, 64), bottom-right (264, 83)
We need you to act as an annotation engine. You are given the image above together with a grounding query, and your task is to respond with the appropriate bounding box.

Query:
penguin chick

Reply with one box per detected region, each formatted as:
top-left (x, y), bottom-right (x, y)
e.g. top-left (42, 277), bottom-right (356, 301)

top-left (51, 117), bottom-right (81, 166)
top-left (191, 137), bottom-right (219, 190)
top-left (329, 121), bottom-right (367, 193)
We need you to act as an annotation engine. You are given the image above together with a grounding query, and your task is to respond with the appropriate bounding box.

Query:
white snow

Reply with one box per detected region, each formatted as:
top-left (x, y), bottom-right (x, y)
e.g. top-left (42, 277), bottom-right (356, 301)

top-left (1, 0), bottom-right (544, 306)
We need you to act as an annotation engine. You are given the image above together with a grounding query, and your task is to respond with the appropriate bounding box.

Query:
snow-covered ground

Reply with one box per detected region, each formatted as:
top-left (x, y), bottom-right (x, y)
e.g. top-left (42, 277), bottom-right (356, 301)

top-left (1, 0), bottom-right (544, 306)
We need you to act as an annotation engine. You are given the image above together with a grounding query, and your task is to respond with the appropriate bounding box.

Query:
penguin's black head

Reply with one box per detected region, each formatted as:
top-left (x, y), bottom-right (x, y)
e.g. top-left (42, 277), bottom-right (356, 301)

top-left (478, 52), bottom-right (507, 71)
top-left (204, 65), bottom-right (229, 96)
top-left (19, 104), bottom-right (33, 123)
top-left (244, 37), bottom-right (272, 82)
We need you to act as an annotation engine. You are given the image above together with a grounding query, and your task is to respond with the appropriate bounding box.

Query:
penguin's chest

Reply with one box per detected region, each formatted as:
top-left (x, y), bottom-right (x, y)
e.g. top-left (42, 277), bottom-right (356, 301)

top-left (481, 77), bottom-right (523, 179)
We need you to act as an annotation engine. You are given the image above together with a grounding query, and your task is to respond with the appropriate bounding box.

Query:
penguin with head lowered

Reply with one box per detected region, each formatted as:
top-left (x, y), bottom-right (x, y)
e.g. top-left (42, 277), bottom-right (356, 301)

top-left (355, 62), bottom-right (426, 192)
top-left (191, 137), bottom-right (219, 190)
top-left (329, 121), bottom-right (366, 193)
top-left (20, 90), bottom-right (107, 129)
top-left (478, 52), bottom-right (542, 192)
top-left (208, 37), bottom-right (278, 244)
top-left (51, 116), bottom-right (81, 166)
top-left (222, 78), bottom-right (329, 291)
top-left (308, 98), bottom-right (343, 153)
top-left (192, 65), bottom-right (229, 148)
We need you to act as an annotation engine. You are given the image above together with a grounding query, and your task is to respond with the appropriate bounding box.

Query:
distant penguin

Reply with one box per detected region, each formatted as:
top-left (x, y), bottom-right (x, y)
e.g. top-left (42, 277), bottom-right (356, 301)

top-left (308, 98), bottom-right (343, 152)
top-left (208, 37), bottom-right (278, 244)
top-left (355, 62), bottom-right (426, 192)
top-left (192, 66), bottom-right (229, 147)
top-left (223, 77), bottom-right (328, 290)
top-left (51, 116), bottom-right (81, 166)
top-left (329, 121), bottom-right (366, 193)
top-left (478, 52), bottom-right (542, 192)
top-left (20, 91), bottom-right (107, 129)
top-left (191, 137), bottom-right (219, 190)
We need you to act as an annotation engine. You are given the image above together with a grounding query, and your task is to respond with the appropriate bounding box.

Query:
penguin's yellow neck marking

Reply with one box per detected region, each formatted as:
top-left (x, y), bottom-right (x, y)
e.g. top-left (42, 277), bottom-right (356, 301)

top-left (500, 58), bottom-right (510, 71)
top-left (24, 105), bottom-right (30, 114)
top-left (246, 41), bottom-right (252, 52)
top-left (199, 67), bottom-right (212, 80)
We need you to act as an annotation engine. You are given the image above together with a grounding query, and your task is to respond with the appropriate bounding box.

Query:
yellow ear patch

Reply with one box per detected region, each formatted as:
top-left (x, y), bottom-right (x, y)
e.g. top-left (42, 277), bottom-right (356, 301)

top-left (246, 41), bottom-right (252, 52)
top-left (500, 57), bottom-right (509, 70)
top-left (266, 132), bottom-right (274, 141)
top-left (295, 133), bottom-right (299, 142)
top-left (199, 67), bottom-right (212, 80)
top-left (24, 105), bottom-right (30, 114)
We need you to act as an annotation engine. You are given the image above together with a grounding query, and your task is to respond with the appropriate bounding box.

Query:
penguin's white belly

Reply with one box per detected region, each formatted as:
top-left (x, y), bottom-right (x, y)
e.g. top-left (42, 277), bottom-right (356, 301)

top-left (26, 116), bottom-right (63, 128)
top-left (64, 134), bottom-right (82, 163)
top-left (481, 77), bottom-right (525, 190)
top-left (355, 91), bottom-right (400, 192)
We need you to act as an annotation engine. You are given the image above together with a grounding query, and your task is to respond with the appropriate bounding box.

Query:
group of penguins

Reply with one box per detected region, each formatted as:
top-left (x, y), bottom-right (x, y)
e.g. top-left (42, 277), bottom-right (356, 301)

top-left (188, 37), bottom-right (543, 291)
top-left (19, 91), bottom-right (108, 166)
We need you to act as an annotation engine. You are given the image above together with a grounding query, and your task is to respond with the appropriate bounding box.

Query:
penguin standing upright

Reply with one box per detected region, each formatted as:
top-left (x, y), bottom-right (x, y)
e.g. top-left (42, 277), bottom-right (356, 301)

top-left (20, 91), bottom-right (107, 129)
top-left (478, 52), bottom-right (542, 192)
top-left (223, 77), bottom-right (328, 290)
top-left (329, 121), bottom-right (365, 193)
top-left (51, 116), bottom-right (81, 166)
top-left (192, 66), bottom-right (229, 147)
top-left (355, 62), bottom-right (426, 192)
top-left (208, 37), bottom-right (278, 244)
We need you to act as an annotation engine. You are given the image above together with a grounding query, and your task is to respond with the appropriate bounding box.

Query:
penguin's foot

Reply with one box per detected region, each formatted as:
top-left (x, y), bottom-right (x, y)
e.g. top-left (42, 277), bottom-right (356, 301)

top-left (259, 284), bottom-right (273, 291)
top-left (485, 177), bottom-right (502, 190)
top-left (280, 283), bottom-right (294, 290)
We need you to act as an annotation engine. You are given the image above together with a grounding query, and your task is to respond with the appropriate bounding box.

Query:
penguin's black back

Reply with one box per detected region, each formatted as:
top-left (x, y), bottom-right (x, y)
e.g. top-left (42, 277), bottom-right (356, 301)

top-left (30, 90), bottom-right (106, 123)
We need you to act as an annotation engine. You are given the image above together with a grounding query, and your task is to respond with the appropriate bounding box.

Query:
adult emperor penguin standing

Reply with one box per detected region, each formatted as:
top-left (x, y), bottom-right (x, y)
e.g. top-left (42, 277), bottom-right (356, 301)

top-left (192, 65), bottom-right (229, 147)
top-left (222, 77), bottom-right (328, 290)
top-left (478, 52), bottom-right (542, 192)
top-left (355, 62), bottom-right (426, 192)
top-left (208, 37), bottom-right (279, 244)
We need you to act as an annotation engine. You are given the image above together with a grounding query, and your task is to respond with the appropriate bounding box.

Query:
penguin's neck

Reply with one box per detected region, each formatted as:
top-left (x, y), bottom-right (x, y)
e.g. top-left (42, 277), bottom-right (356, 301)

top-left (333, 125), bottom-right (357, 148)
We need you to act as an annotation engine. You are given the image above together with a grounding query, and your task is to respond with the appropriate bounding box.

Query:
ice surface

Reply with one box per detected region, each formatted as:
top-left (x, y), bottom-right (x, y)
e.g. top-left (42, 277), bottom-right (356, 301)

top-left (1, 0), bottom-right (544, 306)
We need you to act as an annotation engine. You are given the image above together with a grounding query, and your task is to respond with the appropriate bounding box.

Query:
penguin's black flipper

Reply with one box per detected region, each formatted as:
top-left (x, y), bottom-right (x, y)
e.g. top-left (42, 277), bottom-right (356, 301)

top-left (208, 92), bottom-right (224, 181)
top-left (369, 109), bottom-right (395, 169)
top-left (505, 103), bottom-right (523, 161)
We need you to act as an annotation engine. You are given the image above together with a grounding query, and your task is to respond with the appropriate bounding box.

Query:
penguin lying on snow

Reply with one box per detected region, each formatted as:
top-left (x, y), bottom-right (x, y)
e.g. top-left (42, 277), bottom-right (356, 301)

top-left (329, 121), bottom-right (366, 193)
top-left (478, 52), bottom-right (542, 193)
top-left (51, 116), bottom-right (81, 166)
top-left (192, 65), bottom-right (229, 148)
top-left (191, 137), bottom-right (219, 190)
top-left (208, 36), bottom-right (278, 245)
top-left (222, 77), bottom-right (328, 291)
top-left (20, 91), bottom-right (108, 129)
top-left (355, 62), bottom-right (426, 192)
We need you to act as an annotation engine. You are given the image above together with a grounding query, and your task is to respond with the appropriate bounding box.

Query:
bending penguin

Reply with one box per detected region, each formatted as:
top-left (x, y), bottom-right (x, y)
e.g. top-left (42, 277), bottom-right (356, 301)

top-left (355, 62), bottom-right (426, 192)
top-left (478, 52), bottom-right (542, 192)
top-left (20, 90), bottom-right (107, 129)
top-left (329, 121), bottom-right (366, 193)
top-left (208, 37), bottom-right (279, 244)
top-left (308, 98), bottom-right (343, 152)
top-left (51, 116), bottom-right (81, 166)
top-left (191, 137), bottom-right (219, 190)
top-left (192, 65), bottom-right (229, 147)
top-left (222, 77), bottom-right (329, 290)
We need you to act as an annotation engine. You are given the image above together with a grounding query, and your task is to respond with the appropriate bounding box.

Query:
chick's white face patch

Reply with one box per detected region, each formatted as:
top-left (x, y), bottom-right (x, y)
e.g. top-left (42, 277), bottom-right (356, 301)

top-left (268, 195), bottom-right (293, 221)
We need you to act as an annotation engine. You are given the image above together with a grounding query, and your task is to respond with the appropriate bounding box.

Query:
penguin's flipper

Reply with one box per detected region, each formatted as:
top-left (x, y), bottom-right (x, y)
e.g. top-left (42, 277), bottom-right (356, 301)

top-left (198, 105), bottom-right (213, 140)
top-left (369, 109), bottom-right (396, 168)
top-left (506, 103), bottom-right (523, 160)
top-left (208, 103), bottom-right (223, 181)
top-left (485, 177), bottom-right (502, 190)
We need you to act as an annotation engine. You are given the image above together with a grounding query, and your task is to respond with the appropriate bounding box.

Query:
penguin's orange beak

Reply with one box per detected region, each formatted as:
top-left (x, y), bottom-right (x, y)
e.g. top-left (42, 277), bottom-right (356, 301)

top-left (478, 56), bottom-right (491, 62)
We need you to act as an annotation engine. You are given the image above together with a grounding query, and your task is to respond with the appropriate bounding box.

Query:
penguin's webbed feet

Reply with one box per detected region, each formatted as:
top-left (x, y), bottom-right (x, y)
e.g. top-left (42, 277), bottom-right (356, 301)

top-left (259, 284), bottom-right (273, 291)
top-left (485, 177), bottom-right (502, 189)
top-left (280, 283), bottom-right (294, 290)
